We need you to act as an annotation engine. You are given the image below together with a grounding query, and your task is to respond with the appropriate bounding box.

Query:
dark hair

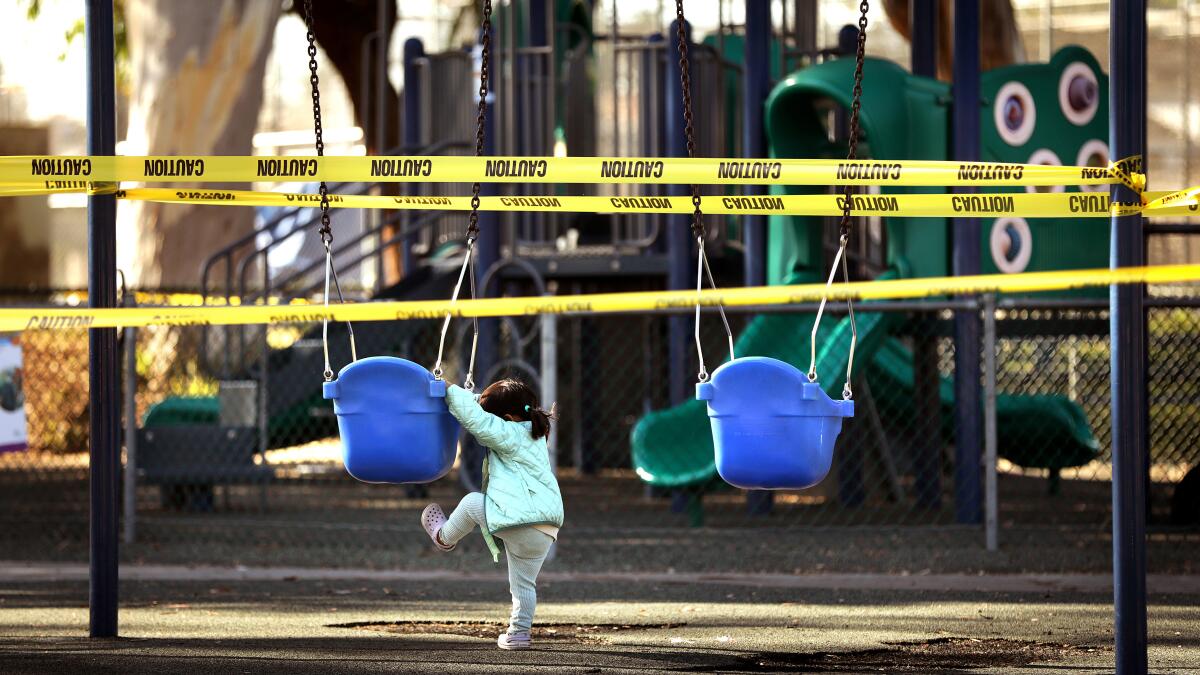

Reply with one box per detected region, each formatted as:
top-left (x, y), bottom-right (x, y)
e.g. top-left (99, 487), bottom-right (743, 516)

top-left (479, 378), bottom-right (555, 440)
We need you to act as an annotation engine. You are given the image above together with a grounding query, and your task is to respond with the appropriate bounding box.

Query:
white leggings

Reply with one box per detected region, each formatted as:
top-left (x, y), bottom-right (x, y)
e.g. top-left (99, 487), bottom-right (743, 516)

top-left (439, 492), bottom-right (554, 635)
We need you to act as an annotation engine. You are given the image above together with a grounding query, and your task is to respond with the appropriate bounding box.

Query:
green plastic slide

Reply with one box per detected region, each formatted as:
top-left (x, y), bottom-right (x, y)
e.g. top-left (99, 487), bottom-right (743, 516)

top-left (867, 339), bottom-right (1100, 471)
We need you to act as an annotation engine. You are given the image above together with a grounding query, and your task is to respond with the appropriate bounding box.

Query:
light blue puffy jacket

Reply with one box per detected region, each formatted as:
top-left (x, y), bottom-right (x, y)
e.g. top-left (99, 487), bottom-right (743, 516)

top-left (446, 384), bottom-right (564, 561)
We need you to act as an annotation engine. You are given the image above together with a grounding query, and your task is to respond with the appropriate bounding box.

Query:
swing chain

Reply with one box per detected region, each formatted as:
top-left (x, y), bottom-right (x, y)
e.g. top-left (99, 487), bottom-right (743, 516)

top-left (467, 0), bottom-right (493, 244)
top-left (433, 0), bottom-right (491, 388)
top-left (674, 0), bottom-right (703, 241)
top-left (302, 0), bottom-right (331, 245)
top-left (808, 0), bottom-right (867, 400)
top-left (461, 0), bottom-right (492, 389)
top-left (840, 0), bottom-right (868, 400)
top-left (303, 0), bottom-right (356, 382)
top-left (675, 0), bottom-right (734, 383)
top-left (840, 0), bottom-right (869, 240)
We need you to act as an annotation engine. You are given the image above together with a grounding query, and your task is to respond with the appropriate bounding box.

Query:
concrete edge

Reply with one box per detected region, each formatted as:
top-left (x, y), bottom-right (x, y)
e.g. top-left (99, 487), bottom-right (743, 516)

top-left (1, 562), bottom-right (1198, 595)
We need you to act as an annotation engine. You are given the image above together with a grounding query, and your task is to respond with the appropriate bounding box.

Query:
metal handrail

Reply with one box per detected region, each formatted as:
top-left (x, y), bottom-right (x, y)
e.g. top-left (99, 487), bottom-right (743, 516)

top-left (199, 139), bottom-right (472, 307)
top-left (200, 139), bottom-right (473, 374)
top-left (230, 140), bottom-right (473, 303)
top-left (283, 210), bottom-right (453, 298)
top-left (199, 178), bottom-right (358, 305)
top-left (226, 209), bottom-right (454, 370)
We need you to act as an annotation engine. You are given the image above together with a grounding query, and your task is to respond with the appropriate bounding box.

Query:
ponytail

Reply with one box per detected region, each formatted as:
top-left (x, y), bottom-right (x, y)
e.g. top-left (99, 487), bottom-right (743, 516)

top-left (526, 403), bottom-right (557, 441)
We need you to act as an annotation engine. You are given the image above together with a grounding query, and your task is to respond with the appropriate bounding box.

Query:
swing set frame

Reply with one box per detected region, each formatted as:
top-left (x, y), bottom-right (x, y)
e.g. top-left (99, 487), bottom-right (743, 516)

top-left (78, 1), bottom-right (1151, 673)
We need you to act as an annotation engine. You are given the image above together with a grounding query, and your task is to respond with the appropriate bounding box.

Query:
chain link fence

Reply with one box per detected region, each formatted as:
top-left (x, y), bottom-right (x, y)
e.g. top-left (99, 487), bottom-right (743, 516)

top-left (1, 290), bottom-right (1198, 574)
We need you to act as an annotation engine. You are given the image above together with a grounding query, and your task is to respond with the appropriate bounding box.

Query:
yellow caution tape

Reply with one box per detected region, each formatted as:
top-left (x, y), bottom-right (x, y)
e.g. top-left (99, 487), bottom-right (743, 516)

top-left (0, 154), bottom-right (1145, 189)
top-left (1143, 185), bottom-right (1200, 213)
top-left (5, 264), bottom-right (1198, 333)
top-left (0, 185), bottom-right (1192, 218)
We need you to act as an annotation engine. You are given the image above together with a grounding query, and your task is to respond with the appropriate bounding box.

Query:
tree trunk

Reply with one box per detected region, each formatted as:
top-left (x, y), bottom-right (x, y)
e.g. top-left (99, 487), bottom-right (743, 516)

top-left (118, 0), bottom-right (280, 289)
top-left (295, 0), bottom-right (403, 285)
top-left (883, 0), bottom-right (1026, 80)
top-left (296, 0), bottom-right (400, 155)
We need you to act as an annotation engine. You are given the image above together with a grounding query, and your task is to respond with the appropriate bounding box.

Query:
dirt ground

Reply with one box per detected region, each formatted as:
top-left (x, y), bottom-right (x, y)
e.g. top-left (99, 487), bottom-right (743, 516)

top-left (1, 566), bottom-right (1197, 674)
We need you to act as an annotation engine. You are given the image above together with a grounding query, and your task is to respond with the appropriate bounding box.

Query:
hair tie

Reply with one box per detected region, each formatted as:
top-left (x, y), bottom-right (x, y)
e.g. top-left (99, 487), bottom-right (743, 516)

top-left (524, 405), bottom-right (531, 413)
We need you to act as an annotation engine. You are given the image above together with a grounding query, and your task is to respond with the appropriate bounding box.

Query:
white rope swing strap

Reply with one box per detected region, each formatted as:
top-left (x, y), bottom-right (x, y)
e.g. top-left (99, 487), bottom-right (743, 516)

top-left (320, 240), bottom-right (359, 381)
top-left (693, 236), bottom-right (736, 382)
top-left (432, 241), bottom-right (479, 391)
top-left (806, 235), bottom-right (858, 400)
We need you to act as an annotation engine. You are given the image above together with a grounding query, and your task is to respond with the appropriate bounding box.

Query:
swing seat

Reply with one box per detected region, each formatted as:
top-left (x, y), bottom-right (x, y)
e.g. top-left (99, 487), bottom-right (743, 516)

top-left (322, 356), bottom-right (459, 484)
top-left (698, 357), bottom-right (854, 490)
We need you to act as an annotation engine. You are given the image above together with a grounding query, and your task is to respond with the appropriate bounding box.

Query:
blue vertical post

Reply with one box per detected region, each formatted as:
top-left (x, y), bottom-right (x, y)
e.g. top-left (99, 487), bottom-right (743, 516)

top-left (742, 0), bottom-right (769, 288)
top-left (910, 0), bottom-right (937, 77)
top-left (665, 19), bottom-right (692, 407)
top-left (742, 0), bottom-right (773, 517)
top-left (476, 22), bottom-right (501, 380)
top-left (910, 0), bottom-right (942, 510)
top-left (951, 0), bottom-right (982, 524)
top-left (530, 0), bottom-right (548, 46)
top-left (86, 0), bottom-right (119, 639)
top-left (1109, 1), bottom-right (1149, 672)
top-left (529, 0), bottom-right (549, 236)
top-left (401, 37), bottom-right (425, 273)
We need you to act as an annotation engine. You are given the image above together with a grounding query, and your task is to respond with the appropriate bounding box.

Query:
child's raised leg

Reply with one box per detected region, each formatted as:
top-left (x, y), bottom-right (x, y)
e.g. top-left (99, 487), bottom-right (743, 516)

top-left (496, 527), bottom-right (554, 646)
top-left (422, 492), bottom-right (486, 550)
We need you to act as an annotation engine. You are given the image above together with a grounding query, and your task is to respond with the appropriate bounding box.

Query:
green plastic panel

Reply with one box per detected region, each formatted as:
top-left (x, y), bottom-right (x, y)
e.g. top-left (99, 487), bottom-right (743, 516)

top-left (764, 56), bottom-right (950, 284)
top-left (764, 46), bottom-right (1110, 294)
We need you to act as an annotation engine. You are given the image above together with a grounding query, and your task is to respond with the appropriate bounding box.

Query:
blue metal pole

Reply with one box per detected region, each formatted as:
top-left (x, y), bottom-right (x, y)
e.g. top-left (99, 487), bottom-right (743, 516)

top-left (910, 0), bottom-right (942, 512)
top-left (1109, 0), bottom-right (1149, 671)
top-left (86, 0), bottom-right (119, 639)
top-left (951, 0), bottom-right (982, 525)
top-left (401, 37), bottom-right (425, 273)
top-left (476, 22), bottom-right (501, 378)
top-left (742, 0), bottom-right (770, 288)
top-left (530, 0), bottom-right (548, 46)
top-left (742, 0), bottom-right (773, 517)
top-left (665, 18), bottom-right (692, 406)
top-left (910, 0), bottom-right (937, 77)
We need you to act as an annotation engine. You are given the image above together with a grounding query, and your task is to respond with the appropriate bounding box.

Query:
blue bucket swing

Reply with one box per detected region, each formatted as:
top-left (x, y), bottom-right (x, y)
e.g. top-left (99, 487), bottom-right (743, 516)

top-left (301, 1), bottom-right (497, 485)
top-left (695, 234), bottom-right (857, 490)
top-left (690, 14), bottom-right (870, 490)
top-left (320, 230), bottom-right (481, 484)
top-left (687, 236), bottom-right (849, 491)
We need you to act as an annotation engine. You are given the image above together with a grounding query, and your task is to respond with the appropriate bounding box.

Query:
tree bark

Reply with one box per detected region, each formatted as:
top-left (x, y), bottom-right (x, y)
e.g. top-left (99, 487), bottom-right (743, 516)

top-left (884, 0), bottom-right (1026, 80)
top-left (118, 0), bottom-right (281, 289)
top-left (293, 0), bottom-right (400, 155)
top-left (292, 0), bottom-right (403, 284)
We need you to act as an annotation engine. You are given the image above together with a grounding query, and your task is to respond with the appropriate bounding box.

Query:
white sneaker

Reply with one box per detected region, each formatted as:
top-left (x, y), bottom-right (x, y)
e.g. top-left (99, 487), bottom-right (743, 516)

top-left (497, 632), bottom-right (532, 650)
top-left (420, 503), bottom-right (454, 552)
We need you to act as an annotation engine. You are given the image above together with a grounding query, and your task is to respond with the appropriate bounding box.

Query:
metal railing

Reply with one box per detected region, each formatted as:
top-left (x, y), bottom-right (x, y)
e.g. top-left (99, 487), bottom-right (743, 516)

top-left (604, 36), bottom-right (745, 250)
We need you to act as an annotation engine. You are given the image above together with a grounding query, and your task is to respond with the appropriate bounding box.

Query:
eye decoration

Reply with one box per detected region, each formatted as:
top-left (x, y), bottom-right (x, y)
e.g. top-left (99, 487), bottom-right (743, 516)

top-left (1026, 149), bottom-right (1064, 194)
top-left (990, 217), bottom-right (1033, 274)
top-left (1059, 62), bottom-right (1100, 126)
top-left (993, 82), bottom-right (1037, 146)
top-left (1076, 140), bottom-right (1110, 193)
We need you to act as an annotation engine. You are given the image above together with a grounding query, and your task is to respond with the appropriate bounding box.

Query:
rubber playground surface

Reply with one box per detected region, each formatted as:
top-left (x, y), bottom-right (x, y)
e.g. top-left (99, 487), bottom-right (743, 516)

top-left (1, 566), bottom-right (1198, 674)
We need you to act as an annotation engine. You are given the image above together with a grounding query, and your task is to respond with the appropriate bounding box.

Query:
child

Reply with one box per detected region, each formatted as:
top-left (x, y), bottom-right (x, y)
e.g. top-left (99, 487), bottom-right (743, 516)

top-left (420, 378), bottom-right (564, 650)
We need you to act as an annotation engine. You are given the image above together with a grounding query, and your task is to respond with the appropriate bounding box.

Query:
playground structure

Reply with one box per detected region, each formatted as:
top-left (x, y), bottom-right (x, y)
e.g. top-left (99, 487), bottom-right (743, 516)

top-left (0, 2), bottom-right (1195, 673)
top-left (167, 15), bottom-right (1126, 522)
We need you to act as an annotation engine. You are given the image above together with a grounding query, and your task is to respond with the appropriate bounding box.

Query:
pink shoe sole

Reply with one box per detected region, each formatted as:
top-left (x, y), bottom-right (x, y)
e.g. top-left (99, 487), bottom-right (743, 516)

top-left (421, 503), bottom-right (455, 552)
